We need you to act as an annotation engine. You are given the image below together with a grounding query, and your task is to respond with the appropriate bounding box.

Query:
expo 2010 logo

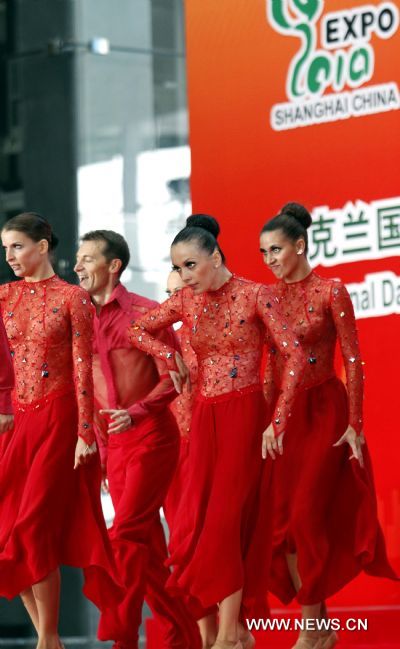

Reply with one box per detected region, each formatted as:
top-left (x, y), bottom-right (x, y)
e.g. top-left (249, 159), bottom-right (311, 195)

top-left (267, 0), bottom-right (400, 129)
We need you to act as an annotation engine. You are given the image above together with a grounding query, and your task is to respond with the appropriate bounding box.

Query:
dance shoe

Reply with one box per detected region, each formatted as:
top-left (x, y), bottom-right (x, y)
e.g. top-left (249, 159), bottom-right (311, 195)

top-left (314, 631), bottom-right (339, 648)
top-left (240, 630), bottom-right (255, 649)
top-left (210, 641), bottom-right (243, 649)
top-left (291, 631), bottom-right (321, 648)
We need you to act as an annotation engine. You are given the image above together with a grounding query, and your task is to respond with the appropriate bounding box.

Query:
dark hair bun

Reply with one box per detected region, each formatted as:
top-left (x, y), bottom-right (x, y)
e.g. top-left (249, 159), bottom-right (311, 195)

top-left (186, 213), bottom-right (220, 239)
top-left (280, 202), bottom-right (312, 230)
top-left (51, 233), bottom-right (59, 249)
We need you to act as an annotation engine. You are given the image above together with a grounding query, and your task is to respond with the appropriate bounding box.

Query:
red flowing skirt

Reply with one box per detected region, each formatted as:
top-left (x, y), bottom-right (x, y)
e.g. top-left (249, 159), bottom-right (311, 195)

top-left (163, 436), bottom-right (190, 533)
top-left (270, 376), bottom-right (397, 605)
top-left (167, 386), bottom-right (272, 619)
top-left (0, 391), bottom-right (123, 610)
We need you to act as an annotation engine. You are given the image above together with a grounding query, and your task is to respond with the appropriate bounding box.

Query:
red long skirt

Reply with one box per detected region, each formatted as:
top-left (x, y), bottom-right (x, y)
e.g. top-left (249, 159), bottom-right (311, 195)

top-left (164, 436), bottom-right (190, 533)
top-left (0, 391), bottom-right (122, 610)
top-left (270, 376), bottom-right (397, 605)
top-left (167, 386), bottom-right (272, 619)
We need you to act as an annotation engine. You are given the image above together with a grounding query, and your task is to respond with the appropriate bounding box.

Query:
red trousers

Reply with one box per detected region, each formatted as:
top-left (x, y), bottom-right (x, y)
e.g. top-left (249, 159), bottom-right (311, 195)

top-left (97, 410), bottom-right (202, 649)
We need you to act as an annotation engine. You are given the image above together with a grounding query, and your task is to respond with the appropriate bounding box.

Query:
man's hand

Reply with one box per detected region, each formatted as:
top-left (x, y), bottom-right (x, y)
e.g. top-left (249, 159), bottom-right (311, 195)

top-left (101, 464), bottom-right (109, 494)
top-left (99, 409), bottom-right (132, 434)
top-left (0, 414), bottom-right (14, 434)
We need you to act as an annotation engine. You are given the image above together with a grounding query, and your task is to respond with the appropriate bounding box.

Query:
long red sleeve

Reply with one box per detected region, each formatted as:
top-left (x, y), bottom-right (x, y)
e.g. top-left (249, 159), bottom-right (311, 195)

top-left (0, 313), bottom-right (14, 415)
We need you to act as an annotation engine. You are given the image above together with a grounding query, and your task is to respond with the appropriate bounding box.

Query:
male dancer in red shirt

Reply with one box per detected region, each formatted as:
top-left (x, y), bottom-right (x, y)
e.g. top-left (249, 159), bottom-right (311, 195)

top-left (74, 230), bottom-right (201, 649)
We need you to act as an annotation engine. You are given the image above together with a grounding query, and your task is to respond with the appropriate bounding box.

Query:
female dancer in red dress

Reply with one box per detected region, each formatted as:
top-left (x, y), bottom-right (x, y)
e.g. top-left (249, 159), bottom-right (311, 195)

top-left (260, 203), bottom-right (396, 649)
top-left (128, 215), bottom-right (305, 649)
top-left (0, 213), bottom-right (121, 649)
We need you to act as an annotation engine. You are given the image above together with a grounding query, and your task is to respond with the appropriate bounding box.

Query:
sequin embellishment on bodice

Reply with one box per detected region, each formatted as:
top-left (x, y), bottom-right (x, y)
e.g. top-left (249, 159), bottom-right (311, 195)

top-left (129, 275), bottom-right (305, 435)
top-left (264, 272), bottom-right (363, 434)
top-left (0, 275), bottom-right (94, 443)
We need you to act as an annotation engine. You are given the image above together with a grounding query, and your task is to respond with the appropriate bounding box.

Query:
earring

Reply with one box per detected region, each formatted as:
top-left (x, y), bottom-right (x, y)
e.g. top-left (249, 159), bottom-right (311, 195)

top-left (297, 250), bottom-right (303, 255)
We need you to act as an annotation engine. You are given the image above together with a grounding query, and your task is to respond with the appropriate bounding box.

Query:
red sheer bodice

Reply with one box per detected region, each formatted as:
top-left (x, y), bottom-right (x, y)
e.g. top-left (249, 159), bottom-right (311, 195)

top-left (0, 275), bottom-right (95, 444)
top-left (264, 272), bottom-right (363, 434)
top-left (129, 275), bottom-right (305, 435)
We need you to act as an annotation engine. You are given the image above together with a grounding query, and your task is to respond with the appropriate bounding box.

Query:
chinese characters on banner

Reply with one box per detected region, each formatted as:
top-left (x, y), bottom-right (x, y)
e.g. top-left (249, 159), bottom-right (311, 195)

top-left (308, 197), bottom-right (400, 318)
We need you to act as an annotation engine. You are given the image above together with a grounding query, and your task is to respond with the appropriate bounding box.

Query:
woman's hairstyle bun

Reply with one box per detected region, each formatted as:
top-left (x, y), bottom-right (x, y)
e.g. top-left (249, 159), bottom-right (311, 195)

top-left (2, 211), bottom-right (59, 250)
top-left (172, 213), bottom-right (225, 263)
top-left (260, 202), bottom-right (312, 255)
top-left (186, 214), bottom-right (220, 239)
top-left (280, 202), bottom-right (312, 230)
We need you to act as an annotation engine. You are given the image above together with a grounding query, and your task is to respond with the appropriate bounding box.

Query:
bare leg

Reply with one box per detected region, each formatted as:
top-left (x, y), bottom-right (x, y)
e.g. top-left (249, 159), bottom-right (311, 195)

top-left (238, 621), bottom-right (255, 649)
top-left (301, 603), bottom-right (322, 621)
top-left (286, 552), bottom-right (302, 592)
top-left (20, 587), bottom-right (40, 634)
top-left (31, 568), bottom-right (62, 649)
top-left (213, 588), bottom-right (242, 646)
top-left (286, 553), bottom-right (325, 648)
top-left (198, 613), bottom-right (218, 648)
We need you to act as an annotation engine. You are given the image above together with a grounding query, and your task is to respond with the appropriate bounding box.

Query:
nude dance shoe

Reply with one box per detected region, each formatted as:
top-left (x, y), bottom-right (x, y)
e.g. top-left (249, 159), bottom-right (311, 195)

top-left (240, 630), bottom-right (255, 649)
top-left (314, 631), bottom-right (339, 649)
top-left (210, 641), bottom-right (243, 649)
top-left (291, 631), bottom-right (321, 648)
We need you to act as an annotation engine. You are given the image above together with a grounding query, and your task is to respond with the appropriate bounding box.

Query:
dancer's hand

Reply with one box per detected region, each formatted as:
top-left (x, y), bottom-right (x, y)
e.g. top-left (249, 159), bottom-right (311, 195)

top-left (101, 464), bottom-right (109, 494)
top-left (74, 438), bottom-right (97, 469)
top-left (333, 425), bottom-right (365, 467)
top-left (99, 409), bottom-right (132, 434)
top-left (262, 424), bottom-right (284, 459)
top-left (169, 352), bottom-right (191, 394)
top-left (0, 414), bottom-right (13, 434)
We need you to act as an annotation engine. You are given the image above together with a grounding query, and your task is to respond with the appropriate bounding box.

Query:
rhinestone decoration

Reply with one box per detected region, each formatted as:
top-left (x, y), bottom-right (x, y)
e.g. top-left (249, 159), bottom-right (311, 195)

top-left (127, 278), bottom-right (304, 436)
top-left (268, 271), bottom-right (364, 434)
